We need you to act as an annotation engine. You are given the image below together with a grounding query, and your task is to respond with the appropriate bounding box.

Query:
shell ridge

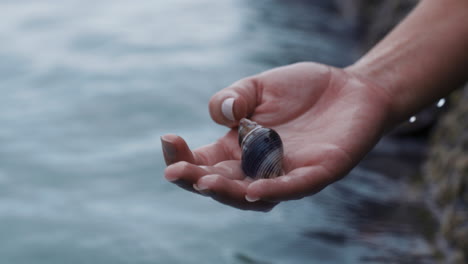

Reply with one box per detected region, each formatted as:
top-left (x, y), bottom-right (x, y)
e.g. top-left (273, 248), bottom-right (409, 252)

top-left (242, 129), bottom-right (271, 178)
top-left (239, 119), bottom-right (284, 179)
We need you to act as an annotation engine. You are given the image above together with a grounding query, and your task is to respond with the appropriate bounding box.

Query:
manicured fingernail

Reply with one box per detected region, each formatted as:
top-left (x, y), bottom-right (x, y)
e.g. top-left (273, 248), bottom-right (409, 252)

top-left (164, 164), bottom-right (179, 182)
top-left (193, 183), bottom-right (213, 196)
top-left (221, 97), bottom-right (235, 121)
top-left (194, 174), bottom-right (219, 196)
top-left (245, 195), bottom-right (260, 202)
top-left (193, 183), bottom-right (209, 192)
top-left (161, 136), bottom-right (176, 165)
top-left (165, 175), bottom-right (178, 182)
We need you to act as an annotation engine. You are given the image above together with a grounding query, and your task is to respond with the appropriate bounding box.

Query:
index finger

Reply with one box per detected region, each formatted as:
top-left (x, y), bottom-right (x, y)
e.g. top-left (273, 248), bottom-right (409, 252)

top-left (161, 134), bottom-right (235, 166)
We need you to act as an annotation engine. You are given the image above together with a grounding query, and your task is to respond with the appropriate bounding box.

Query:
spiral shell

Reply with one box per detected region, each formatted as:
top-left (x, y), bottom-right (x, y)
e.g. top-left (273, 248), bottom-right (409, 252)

top-left (238, 118), bottom-right (284, 179)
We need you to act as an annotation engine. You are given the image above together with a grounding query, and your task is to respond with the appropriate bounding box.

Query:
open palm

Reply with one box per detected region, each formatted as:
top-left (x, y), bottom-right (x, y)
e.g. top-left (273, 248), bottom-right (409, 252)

top-left (162, 62), bottom-right (391, 211)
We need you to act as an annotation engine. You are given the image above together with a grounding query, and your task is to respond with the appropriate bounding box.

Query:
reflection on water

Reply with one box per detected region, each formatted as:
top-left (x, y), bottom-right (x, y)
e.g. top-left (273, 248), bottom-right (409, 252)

top-left (307, 138), bottom-right (437, 263)
top-left (0, 0), bottom-right (436, 263)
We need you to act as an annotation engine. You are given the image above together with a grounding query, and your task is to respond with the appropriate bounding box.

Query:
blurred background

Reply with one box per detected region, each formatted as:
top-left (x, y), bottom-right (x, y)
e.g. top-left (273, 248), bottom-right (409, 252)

top-left (1, 0), bottom-right (457, 263)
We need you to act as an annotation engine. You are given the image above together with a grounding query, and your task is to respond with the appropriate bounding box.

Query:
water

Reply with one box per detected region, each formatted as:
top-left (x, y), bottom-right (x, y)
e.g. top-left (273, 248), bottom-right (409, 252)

top-left (0, 0), bottom-right (435, 263)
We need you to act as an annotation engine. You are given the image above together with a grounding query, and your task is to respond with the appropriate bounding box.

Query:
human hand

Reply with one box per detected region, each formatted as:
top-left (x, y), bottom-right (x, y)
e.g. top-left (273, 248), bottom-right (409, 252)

top-left (161, 62), bottom-right (391, 211)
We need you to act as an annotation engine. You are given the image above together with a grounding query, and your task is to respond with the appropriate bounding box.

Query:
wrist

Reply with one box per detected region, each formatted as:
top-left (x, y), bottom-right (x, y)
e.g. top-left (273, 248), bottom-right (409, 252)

top-left (346, 0), bottom-right (468, 129)
top-left (343, 64), bottom-right (398, 132)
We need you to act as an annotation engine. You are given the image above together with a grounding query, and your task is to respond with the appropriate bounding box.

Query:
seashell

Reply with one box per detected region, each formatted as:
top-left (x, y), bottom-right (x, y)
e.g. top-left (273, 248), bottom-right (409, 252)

top-left (238, 118), bottom-right (284, 179)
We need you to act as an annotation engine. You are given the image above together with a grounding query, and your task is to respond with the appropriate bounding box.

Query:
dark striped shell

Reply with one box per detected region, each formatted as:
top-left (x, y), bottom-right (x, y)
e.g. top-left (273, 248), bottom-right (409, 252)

top-left (238, 118), bottom-right (283, 179)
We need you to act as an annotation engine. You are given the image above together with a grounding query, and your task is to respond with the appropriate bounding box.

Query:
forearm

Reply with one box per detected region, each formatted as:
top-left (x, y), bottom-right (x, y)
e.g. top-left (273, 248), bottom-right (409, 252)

top-left (347, 0), bottom-right (468, 126)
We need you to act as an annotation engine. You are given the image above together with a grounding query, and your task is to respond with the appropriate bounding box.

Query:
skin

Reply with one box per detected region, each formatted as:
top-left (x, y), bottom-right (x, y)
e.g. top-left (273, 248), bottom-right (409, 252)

top-left (161, 0), bottom-right (468, 212)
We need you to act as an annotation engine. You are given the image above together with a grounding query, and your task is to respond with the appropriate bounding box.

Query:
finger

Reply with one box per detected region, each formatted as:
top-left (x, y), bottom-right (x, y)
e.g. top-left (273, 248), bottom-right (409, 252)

top-left (210, 160), bottom-right (245, 180)
top-left (245, 166), bottom-right (337, 202)
top-left (194, 174), bottom-right (277, 211)
top-left (161, 134), bottom-right (233, 166)
top-left (164, 161), bottom-right (209, 183)
top-left (161, 134), bottom-right (196, 166)
top-left (165, 160), bottom-right (245, 183)
top-left (209, 77), bottom-right (259, 127)
top-left (192, 141), bottom-right (232, 166)
top-left (164, 160), bottom-right (246, 196)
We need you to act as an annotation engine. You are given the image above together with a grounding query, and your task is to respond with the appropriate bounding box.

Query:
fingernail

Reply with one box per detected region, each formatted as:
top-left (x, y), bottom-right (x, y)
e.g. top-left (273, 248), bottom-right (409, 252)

top-left (245, 195), bottom-right (260, 202)
top-left (194, 174), bottom-right (219, 196)
top-left (193, 182), bottom-right (209, 192)
top-left (164, 165), bottom-right (179, 182)
top-left (221, 97), bottom-right (235, 121)
top-left (166, 175), bottom-right (179, 182)
top-left (193, 183), bottom-right (213, 196)
top-left (161, 136), bottom-right (176, 165)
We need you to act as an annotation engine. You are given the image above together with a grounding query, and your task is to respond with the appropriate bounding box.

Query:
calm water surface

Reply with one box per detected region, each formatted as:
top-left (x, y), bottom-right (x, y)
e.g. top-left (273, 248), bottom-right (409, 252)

top-left (0, 0), bottom-right (434, 263)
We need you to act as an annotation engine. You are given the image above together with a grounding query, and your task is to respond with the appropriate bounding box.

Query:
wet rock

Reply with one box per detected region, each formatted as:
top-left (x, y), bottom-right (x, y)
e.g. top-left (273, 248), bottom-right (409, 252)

top-left (334, 0), bottom-right (419, 51)
top-left (424, 86), bottom-right (468, 263)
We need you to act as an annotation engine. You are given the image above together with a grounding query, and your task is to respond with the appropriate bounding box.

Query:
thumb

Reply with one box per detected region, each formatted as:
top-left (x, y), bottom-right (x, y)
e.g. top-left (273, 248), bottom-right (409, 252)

top-left (209, 77), bottom-right (259, 128)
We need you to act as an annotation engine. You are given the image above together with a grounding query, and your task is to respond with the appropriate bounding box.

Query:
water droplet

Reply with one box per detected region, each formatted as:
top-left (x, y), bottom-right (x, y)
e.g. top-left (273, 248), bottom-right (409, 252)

top-left (436, 98), bottom-right (446, 108)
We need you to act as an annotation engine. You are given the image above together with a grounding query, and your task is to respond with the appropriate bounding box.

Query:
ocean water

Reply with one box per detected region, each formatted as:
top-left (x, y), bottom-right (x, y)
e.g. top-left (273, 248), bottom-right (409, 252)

top-left (0, 0), bottom-right (435, 263)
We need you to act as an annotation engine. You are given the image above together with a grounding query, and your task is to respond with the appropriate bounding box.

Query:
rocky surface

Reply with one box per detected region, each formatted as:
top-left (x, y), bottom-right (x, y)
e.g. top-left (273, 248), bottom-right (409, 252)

top-left (335, 0), bottom-right (419, 51)
top-left (424, 87), bottom-right (468, 264)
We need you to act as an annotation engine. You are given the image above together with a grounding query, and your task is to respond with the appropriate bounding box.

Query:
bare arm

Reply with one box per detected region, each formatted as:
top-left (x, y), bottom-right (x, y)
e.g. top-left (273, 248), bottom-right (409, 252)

top-left (348, 0), bottom-right (468, 127)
